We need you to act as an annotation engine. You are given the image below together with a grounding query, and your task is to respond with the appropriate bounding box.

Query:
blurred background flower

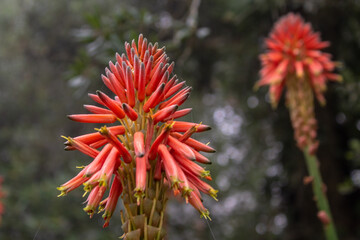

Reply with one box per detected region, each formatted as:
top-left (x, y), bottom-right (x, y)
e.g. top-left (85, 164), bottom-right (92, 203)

top-left (0, 0), bottom-right (360, 239)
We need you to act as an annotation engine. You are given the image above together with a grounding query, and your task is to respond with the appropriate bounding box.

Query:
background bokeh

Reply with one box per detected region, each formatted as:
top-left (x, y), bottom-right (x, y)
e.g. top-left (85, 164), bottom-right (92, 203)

top-left (1, 0), bottom-right (360, 239)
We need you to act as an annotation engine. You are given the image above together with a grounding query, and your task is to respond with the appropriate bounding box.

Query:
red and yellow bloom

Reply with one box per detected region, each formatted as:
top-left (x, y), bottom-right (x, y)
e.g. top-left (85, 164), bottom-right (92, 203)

top-left (256, 13), bottom-right (341, 153)
top-left (58, 34), bottom-right (216, 237)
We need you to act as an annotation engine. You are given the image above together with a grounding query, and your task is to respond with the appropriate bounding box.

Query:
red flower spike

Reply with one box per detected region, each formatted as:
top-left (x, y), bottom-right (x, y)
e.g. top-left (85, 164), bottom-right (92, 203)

top-left (98, 126), bottom-right (132, 164)
top-left (84, 105), bottom-right (113, 115)
top-left (134, 132), bottom-right (145, 158)
top-left (96, 91), bottom-right (125, 119)
top-left (257, 13), bottom-right (341, 153)
top-left (158, 144), bottom-right (181, 189)
top-left (62, 136), bottom-right (99, 158)
top-left (59, 34), bottom-right (216, 229)
top-left (143, 83), bottom-right (165, 113)
top-left (167, 135), bottom-right (196, 161)
top-left (152, 105), bottom-right (179, 124)
top-left (122, 103), bottom-right (138, 121)
top-left (68, 114), bottom-right (117, 124)
top-left (256, 13), bottom-right (341, 107)
top-left (102, 174), bottom-right (123, 228)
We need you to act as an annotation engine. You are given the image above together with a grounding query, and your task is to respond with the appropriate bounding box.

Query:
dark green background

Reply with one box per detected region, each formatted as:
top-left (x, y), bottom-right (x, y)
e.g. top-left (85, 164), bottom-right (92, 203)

top-left (0, 0), bottom-right (359, 239)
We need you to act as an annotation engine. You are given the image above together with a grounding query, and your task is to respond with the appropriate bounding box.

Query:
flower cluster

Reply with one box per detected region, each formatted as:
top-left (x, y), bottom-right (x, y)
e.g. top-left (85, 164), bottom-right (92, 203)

top-left (256, 13), bottom-right (341, 153)
top-left (58, 34), bottom-right (217, 235)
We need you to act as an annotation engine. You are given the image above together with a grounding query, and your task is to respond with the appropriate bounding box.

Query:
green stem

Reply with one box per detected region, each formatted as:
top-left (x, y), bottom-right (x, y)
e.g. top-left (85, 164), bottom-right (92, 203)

top-left (303, 148), bottom-right (338, 240)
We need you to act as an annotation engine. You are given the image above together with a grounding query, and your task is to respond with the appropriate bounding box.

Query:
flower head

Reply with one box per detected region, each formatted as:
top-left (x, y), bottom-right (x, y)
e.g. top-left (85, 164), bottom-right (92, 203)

top-left (256, 13), bottom-right (341, 154)
top-left (256, 13), bottom-right (341, 107)
top-left (58, 34), bottom-right (217, 231)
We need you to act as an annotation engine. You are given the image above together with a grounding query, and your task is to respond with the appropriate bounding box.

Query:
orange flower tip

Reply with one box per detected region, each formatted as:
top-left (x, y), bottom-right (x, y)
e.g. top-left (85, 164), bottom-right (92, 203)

top-left (200, 170), bottom-right (212, 180)
top-left (173, 188), bottom-right (180, 196)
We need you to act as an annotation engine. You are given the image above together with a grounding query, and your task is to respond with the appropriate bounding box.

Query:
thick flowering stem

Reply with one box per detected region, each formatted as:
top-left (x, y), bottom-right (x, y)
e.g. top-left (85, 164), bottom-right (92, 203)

top-left (257, 13), bottom-right (341, 240)
top-left (58, 34), bottom-right (217, 239)
top-left (304, 149), bottom-right (338, 240)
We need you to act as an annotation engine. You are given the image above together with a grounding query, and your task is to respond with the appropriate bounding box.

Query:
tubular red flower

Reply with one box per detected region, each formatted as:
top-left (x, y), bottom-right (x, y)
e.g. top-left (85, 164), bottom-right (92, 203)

top-left (157, 144), bottom-right (180, 189)
top-left (167, 135), bottom-right (196, 161)
top-left (68, 114), bottom-right (117, 123)
top-left (134, 131), bottom-right (145, 157)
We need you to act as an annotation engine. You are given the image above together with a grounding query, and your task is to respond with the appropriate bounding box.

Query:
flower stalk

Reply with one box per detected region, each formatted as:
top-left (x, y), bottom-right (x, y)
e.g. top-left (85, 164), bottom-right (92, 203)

top-left (304, 148), bottom-right (338, 240)
top-left (256, 13), bottom-right (341, 240)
